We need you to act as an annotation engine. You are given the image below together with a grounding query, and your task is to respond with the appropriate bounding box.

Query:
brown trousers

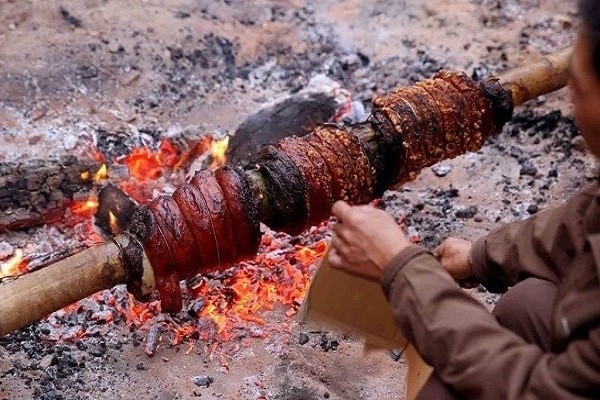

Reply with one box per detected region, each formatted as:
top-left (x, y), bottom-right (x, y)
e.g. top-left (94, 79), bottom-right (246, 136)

top-left (415, 278), bottom-right (557, 400)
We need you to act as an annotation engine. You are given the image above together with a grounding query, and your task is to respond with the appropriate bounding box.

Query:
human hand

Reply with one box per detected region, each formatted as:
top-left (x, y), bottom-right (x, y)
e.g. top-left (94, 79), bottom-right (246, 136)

top-left (433, 237), bottom-right (474, 280)
top-left (326, 201), bottom-right (411, 280)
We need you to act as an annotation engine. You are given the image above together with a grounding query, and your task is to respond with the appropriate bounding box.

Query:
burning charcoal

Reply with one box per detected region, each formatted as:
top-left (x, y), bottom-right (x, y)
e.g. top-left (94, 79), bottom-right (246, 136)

top-left (298, 332), bottom-right (309, 345)
top-left (191, 375), bottom-right (214, 388)
top-left (188, 298), bottom-right (206, 317)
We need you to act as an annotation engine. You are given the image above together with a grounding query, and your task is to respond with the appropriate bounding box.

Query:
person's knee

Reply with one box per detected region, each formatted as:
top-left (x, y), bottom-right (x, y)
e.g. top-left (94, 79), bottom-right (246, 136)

top-left (492, 278), bottom-right (557, 349)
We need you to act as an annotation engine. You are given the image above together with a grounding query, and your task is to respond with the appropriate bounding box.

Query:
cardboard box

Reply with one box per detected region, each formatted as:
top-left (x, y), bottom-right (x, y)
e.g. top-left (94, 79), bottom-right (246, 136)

top-left (301, 253), bottom-right (432, 400)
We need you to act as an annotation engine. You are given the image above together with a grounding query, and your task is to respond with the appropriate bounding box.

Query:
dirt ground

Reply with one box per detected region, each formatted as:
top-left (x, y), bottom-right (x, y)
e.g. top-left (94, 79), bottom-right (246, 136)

top-left (0, 1), bottom-right (593, 399)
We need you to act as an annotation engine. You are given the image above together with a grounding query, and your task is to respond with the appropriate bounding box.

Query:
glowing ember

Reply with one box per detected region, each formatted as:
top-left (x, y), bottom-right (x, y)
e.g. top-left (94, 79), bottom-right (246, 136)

top-left (0, 249), bottom-right (27, 278)
top-left (70, 195), bottom-right (99, 216)
top-left (122, 140), bottom-right (178, 182)
top-left (191, 237), bottom-right (328, 342)
top-left (210, 136), bottom-right (229, 168)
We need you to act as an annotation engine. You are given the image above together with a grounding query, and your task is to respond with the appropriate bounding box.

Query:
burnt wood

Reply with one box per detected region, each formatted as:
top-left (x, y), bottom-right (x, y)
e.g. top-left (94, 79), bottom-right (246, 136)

top-left (0, 155), bottom-right (100, 232)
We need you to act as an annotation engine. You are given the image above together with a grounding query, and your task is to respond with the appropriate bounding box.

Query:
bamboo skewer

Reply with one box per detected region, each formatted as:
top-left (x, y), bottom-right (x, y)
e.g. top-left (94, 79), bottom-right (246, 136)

top-left (0, 234), bottom-right (155, 336)
top-left (0, 47), bottom-right (572, 337)
top-left (497, 47), bottom-right (571, 106)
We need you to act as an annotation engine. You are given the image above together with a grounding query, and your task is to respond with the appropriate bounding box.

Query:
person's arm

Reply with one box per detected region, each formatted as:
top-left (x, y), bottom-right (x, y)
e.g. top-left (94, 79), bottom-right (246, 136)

top-left (438, 184), bottom-right (599, 292)
top-left (382, 248), bottom-right (600, 400)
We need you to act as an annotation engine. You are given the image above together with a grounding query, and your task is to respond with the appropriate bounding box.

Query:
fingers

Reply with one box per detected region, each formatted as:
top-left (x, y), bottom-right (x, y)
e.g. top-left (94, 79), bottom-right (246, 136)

top-left (331, 200), bottom-right (353, 222)
top-left (331, 234), bottom-right (367, 262)
top-left (332, 221), bottom-right (355, 244)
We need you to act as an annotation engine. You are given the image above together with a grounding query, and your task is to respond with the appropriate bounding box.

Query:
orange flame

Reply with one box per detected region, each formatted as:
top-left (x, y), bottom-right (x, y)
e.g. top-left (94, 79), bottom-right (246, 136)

top-left (210, 136), bottom-right (229, 168)
top-left (80, 164), bottom-right (108, 182)
top-left (0, 249), bottom-right (27, 278)
top-left (70, 195), bottom-right (99, 216)
top-left (93, 164), bottom-right (108, 181)
top-left (109, 211), bottom-right (121, 235)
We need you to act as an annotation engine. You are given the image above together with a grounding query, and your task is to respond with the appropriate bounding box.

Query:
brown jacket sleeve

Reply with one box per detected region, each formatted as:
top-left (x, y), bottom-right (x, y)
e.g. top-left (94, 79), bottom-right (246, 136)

top-left (470, 184), bottom-right (599, 292)
top-left (381, 247), bottom-right (600, 400)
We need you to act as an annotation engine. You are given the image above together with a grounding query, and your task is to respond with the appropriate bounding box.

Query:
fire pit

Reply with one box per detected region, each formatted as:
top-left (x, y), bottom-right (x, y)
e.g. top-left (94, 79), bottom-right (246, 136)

top-left (0, 1), bottom-right (591, 399)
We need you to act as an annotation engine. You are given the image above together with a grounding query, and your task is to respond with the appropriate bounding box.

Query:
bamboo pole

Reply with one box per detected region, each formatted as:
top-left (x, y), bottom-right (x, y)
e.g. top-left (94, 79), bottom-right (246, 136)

top-left (497, 47), bottom-right (571, 106)
top-left (0, 234), bottom-right (154, 336)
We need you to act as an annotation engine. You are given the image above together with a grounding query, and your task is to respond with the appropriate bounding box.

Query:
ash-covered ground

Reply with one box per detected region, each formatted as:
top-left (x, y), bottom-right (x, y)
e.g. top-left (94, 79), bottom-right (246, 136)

top-left (0, 1), bottom-right (593, 399)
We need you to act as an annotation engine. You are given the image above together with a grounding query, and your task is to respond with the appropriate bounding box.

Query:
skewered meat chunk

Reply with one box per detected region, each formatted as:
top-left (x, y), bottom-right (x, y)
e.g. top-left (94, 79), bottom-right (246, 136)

top-left (366, 111), bottom-right (406, 192)
top-left (436, 71), bottom-right (494, 151)
top-left (257, 145), bottom-right (308, 234)
top-left (214, 166), bottom-right (261, 258)
top-left (191, 170), bottom-right (239, 266)
top-left (145, 198), bottom-right (182, 313)
top-left (173, 184), bottom-right (220, 273)
top-left (417, 78), bottom-right (466, 158)
top-left (276, 136), bottom-right (334, 226)
top-left (136, 71), bottom-right (514, 312)
top-left (332, 128), bottom-right (374, 204)
top-left (309, 126), bottom-right (364, 204)
top-left (152, 196), bottom-right (202, 281)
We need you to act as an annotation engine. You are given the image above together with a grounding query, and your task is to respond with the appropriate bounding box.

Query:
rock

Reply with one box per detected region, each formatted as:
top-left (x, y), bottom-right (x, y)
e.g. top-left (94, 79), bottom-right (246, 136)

top-left (63, 134), bottom-right (78, 150)
top-left (431, 164), bottom-right (452, 177)
top-left (519, 165), bottom-right (537, 176)
top-left (80, 65), bottom-right (98, 79)
top-left (87, 344), bottom-right (105, 357)
top-left (191, 375), bottom-right (214, 388)
top-left (298, 332), bottom-right (309, 345)
top-left (28, 134), bottom-right (43, 144)
top-left (571, 135), bottom-right (588, 152)
top-left (455, 206), bottom-right (478, 219)
top-left (39, 354), bottom-right (54, 369)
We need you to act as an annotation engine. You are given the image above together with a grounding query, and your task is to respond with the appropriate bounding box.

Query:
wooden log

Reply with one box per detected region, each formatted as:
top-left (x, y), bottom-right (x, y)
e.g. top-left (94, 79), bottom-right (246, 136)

top-left (0, 234), bottom-right (155, 336)
top-left (0, 155), bottom-right (101, 232)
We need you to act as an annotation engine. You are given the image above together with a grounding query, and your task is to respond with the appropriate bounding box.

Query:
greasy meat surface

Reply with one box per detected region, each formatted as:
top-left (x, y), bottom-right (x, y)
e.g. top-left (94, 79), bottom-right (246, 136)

top-left (276, 136), bottom-right (334, 226)
top-left (173, 183), bottom-right (220, 273)
top-left (214, 166), bottom-right (261, 258)
top-left (191, 170), bottom-right (239, 266)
